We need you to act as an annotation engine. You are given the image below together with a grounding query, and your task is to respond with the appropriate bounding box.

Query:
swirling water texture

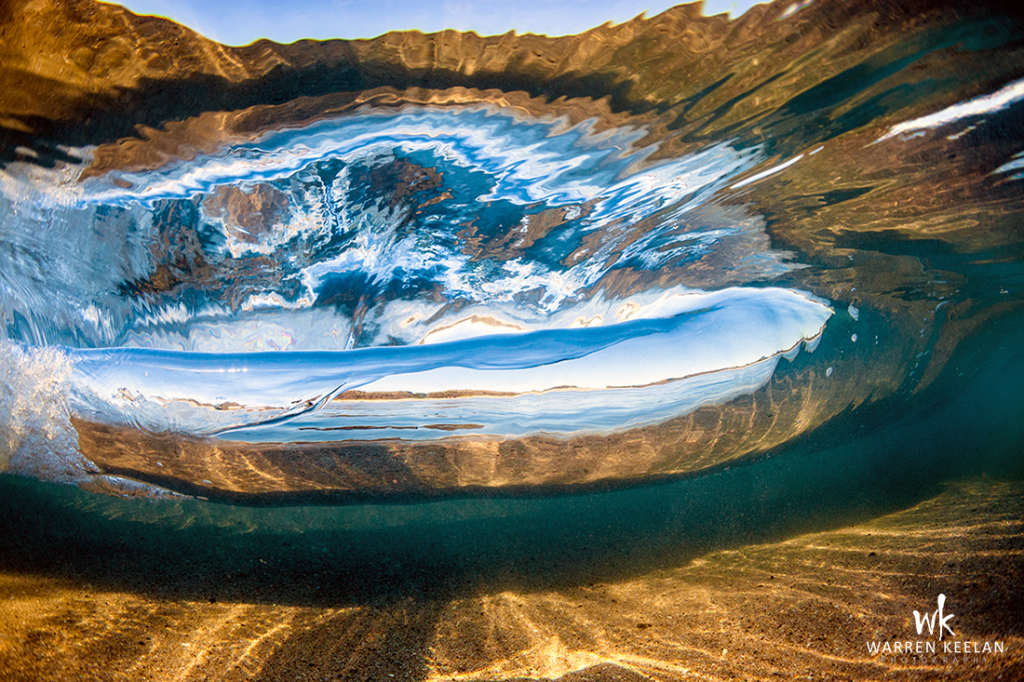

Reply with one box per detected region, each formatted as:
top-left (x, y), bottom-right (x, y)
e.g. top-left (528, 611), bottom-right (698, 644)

top-left (0, 0), bottom-right (1022, 502)
top-left (2, 2), bottom-right (1024, 681)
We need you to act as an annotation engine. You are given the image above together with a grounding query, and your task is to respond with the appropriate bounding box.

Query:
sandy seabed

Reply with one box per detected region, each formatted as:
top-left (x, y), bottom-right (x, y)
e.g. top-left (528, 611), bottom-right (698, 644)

top-left (0, 477), bottom-right (1021, 681)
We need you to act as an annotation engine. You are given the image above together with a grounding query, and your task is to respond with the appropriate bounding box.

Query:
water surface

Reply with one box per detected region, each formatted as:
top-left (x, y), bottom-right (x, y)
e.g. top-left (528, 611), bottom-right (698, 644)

top-left (1, 0), bottom-right (1023, 678)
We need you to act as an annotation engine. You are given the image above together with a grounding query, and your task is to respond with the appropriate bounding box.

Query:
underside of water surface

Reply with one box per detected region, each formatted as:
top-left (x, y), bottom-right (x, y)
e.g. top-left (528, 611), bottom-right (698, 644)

top-left (5, 1), bottom-right (1024, 681)
top-left (1, 0), bottom-right (1023, 505)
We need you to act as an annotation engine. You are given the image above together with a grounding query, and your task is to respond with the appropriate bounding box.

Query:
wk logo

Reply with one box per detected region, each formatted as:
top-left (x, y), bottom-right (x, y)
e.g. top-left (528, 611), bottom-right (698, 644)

top-left (913, 593), bottom-right (955, 640)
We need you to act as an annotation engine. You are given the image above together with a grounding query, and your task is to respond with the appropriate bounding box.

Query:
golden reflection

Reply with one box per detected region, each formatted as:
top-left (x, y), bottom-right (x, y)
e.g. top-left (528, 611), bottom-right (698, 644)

top-left (1, 479), bottom-right (1021, 680)
top-left (69, 356), bottom-right (863, 501)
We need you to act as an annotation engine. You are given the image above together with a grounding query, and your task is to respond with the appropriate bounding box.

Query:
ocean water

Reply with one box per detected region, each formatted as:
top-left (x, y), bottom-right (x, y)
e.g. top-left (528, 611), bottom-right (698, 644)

top-left (1, 0), bottom-right (1024, 678)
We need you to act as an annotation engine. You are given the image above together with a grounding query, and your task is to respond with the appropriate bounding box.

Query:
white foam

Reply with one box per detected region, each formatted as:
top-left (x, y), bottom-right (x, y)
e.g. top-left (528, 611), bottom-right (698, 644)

top-left (877, 77), bottom-right (1024, 142)
top-left (0, 340), bottom-right (97, 483)
top-left (120, 307), bottom-right (353, 352)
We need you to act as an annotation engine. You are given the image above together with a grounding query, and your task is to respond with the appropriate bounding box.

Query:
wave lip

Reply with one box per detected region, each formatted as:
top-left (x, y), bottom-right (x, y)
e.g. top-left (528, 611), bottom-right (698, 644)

top-left (68, 287), bottom-right (831, 439)
top-left (7, 286), bottom-right (832, 501)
